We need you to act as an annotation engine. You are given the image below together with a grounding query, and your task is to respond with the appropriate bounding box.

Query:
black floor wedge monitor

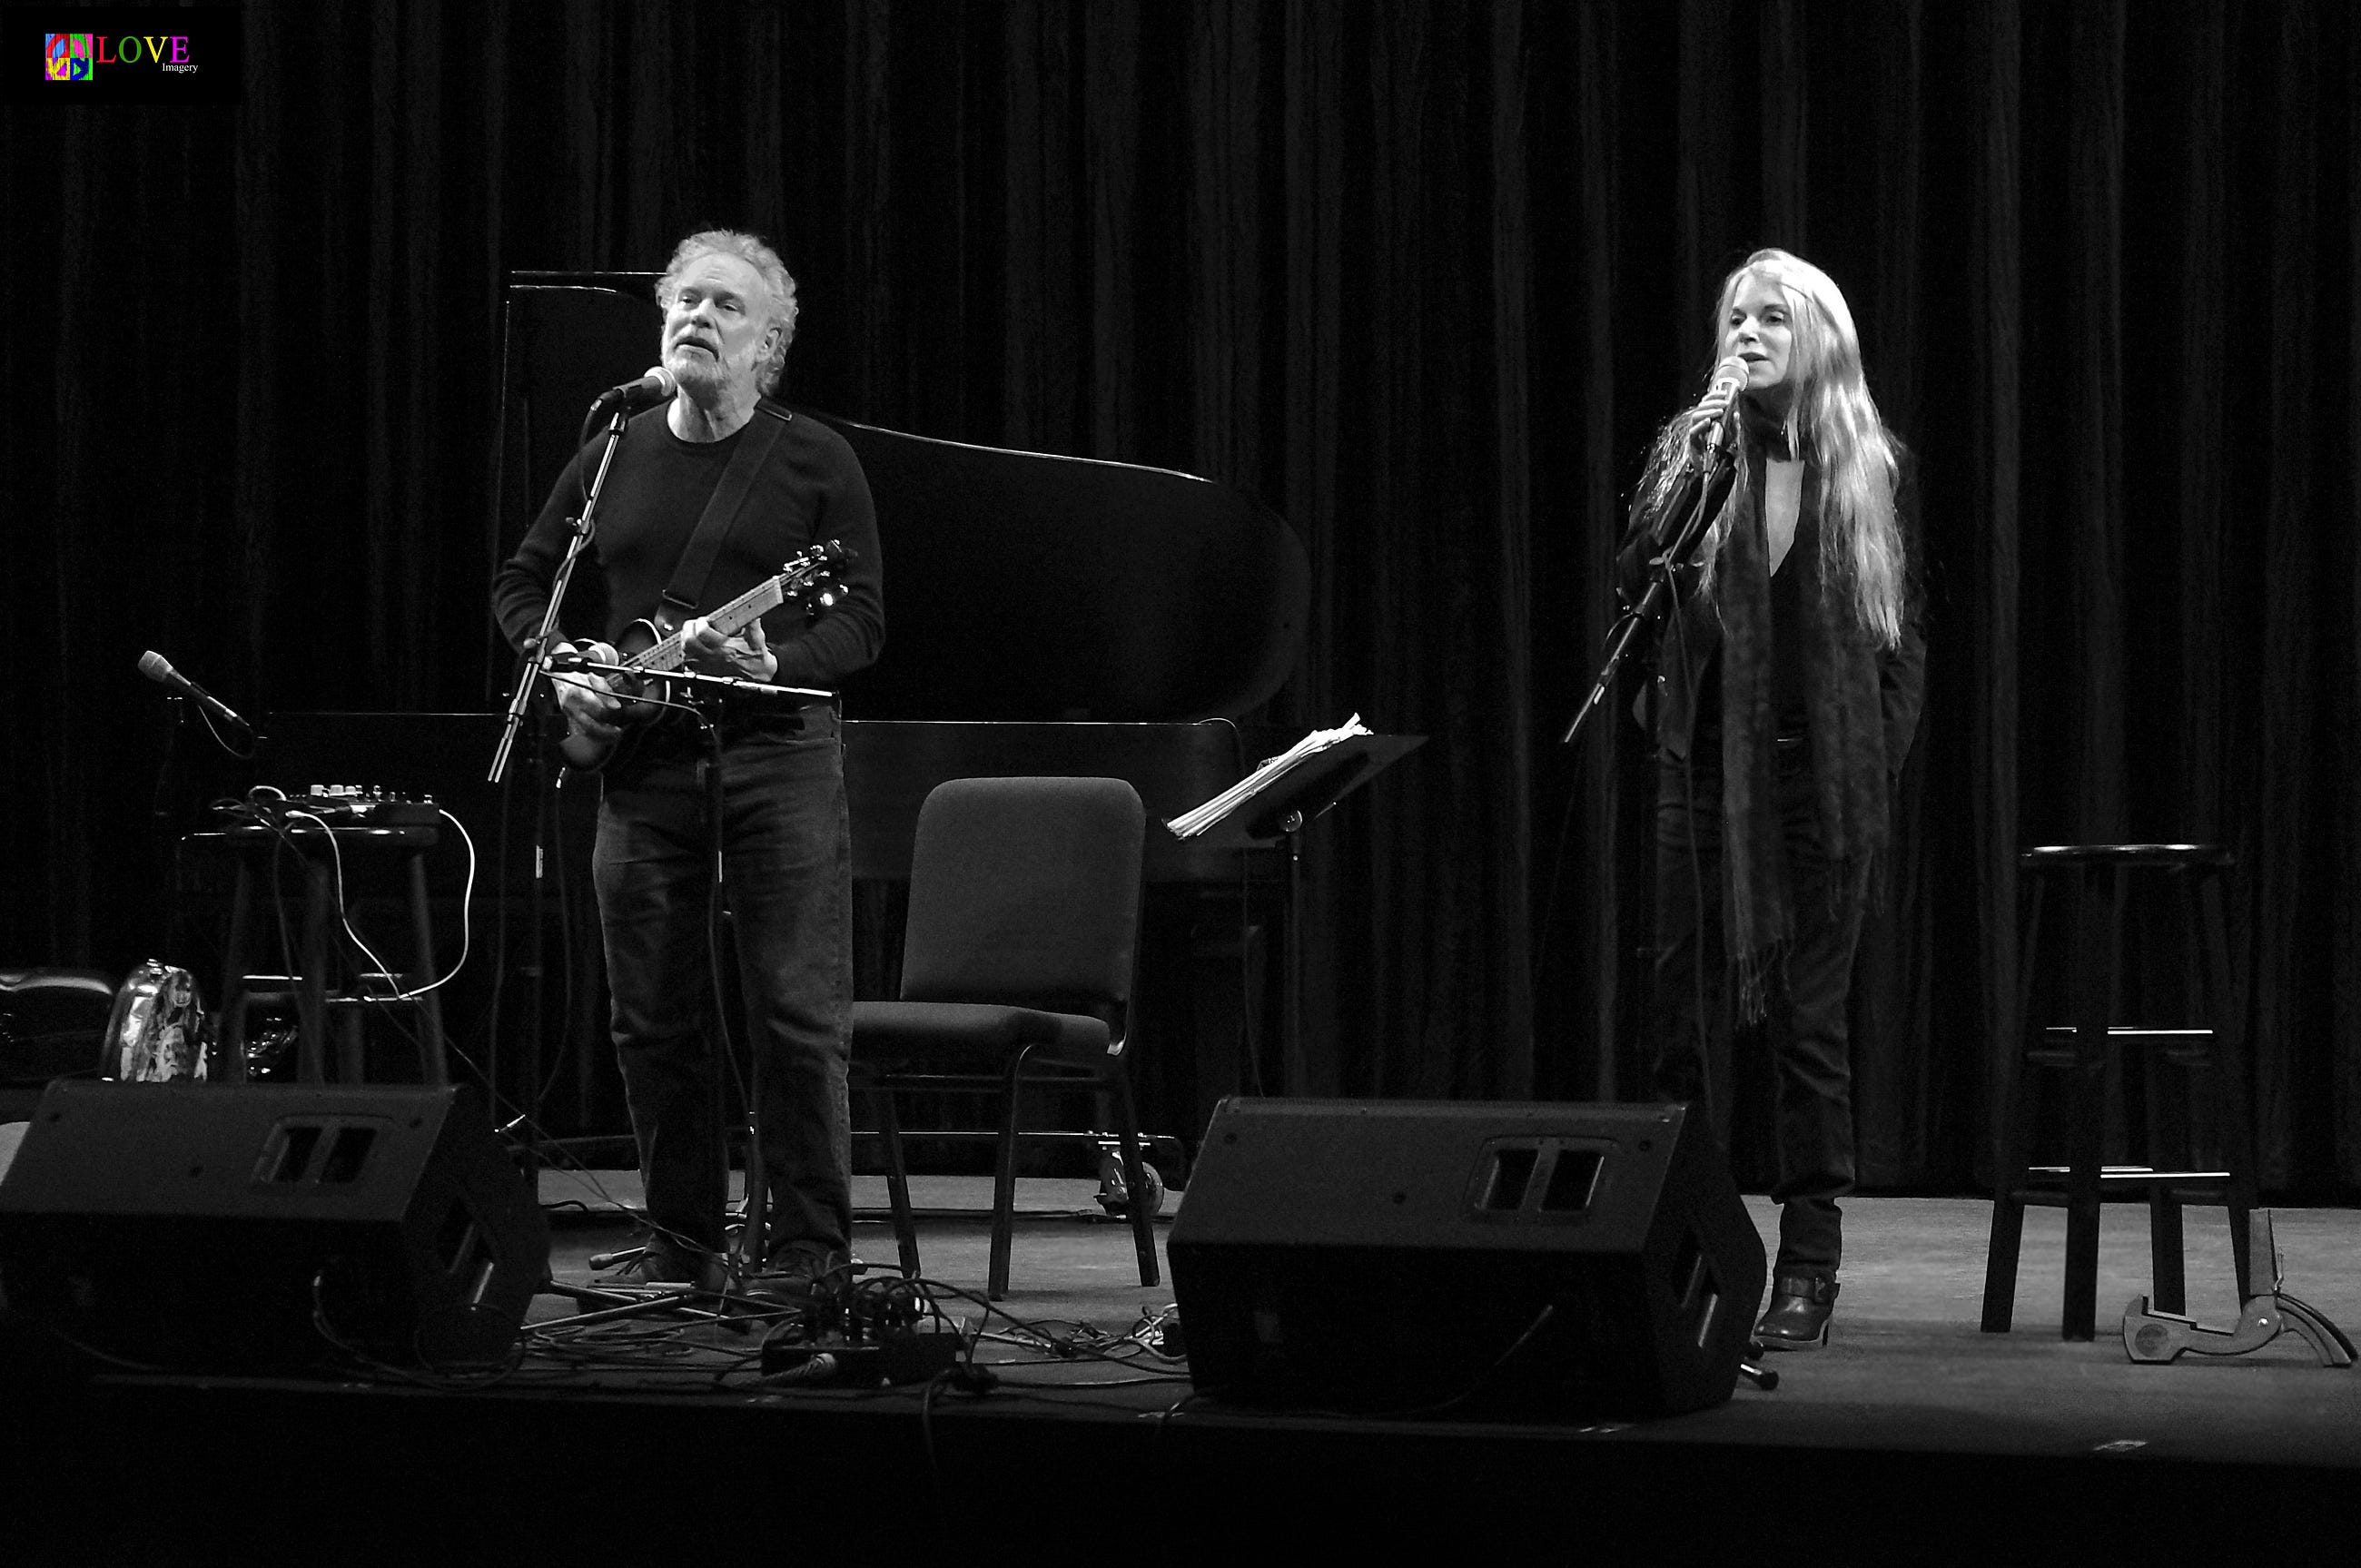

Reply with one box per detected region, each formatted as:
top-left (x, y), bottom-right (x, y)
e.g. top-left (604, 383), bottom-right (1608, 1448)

top-left (1167, 1099), bottom-right (1763, 1418)
top-left (0, 1081), bottom-right (548, 1371)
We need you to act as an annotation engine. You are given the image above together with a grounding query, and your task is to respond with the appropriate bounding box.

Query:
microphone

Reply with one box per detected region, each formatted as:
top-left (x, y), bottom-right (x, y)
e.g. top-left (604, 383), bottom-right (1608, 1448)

top-left (139, 651), bottom-right (252, 731)
top-left (1647, 354), bottom-right (1750, 547)
top-left (1694, 354), bottom-right (1750, 454)
top-left (590, 365), bottom-right (677, 414)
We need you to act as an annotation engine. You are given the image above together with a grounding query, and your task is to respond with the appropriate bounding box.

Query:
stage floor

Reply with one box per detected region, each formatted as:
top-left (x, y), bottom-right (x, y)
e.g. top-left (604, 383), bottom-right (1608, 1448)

top-left (8, 1169), bottom-right (2356, 1554)
top-left (529, 1170), bottom-right (2361, 1467)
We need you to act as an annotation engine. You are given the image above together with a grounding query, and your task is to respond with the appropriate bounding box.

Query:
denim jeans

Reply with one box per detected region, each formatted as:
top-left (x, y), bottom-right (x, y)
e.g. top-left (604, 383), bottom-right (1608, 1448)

top-left (590, 707), bottom-right (853, 1260)
top-left (1650, 734), bottom-right (1866, 1277)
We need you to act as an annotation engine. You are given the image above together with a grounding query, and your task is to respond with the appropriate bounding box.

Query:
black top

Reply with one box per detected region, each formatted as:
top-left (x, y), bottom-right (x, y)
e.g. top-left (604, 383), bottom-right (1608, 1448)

top-left (1769, 504), bottom-right (1820, 736)
top-left (1684, 505), bottom-right (1820, 748)
top-left (1618, 449), bottom-right (1923, 779)
top-left (491, 404), bottom-right (886, 693)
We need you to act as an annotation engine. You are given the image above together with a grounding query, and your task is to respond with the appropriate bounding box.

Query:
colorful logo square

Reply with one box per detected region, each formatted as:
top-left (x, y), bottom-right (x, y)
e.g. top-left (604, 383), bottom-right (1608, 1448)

top-left (44, 34), bottom-right (94, 83)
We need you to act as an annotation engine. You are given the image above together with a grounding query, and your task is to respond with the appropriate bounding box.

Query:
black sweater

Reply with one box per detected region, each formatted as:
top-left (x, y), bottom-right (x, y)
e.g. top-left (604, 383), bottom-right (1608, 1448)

top-left (492, 404), bottom-right (885, 693)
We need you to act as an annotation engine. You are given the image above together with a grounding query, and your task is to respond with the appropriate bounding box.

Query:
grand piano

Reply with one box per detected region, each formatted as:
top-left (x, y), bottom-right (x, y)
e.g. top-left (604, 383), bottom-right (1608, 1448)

top-left (815, 411), bottom-right (1307, 871)
top-left (497, 274), bottom-right (1313, 1133)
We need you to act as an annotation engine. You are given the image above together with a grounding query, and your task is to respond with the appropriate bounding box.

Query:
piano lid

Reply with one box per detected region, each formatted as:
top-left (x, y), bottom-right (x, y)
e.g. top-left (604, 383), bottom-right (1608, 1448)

top-left (805, 412), bottom-right (1308, 724)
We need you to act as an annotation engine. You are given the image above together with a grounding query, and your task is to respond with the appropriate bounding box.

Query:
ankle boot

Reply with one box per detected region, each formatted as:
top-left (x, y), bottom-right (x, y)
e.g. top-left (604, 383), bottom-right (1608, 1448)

top-left (1755, 1272), bottom-right (1839, 1350)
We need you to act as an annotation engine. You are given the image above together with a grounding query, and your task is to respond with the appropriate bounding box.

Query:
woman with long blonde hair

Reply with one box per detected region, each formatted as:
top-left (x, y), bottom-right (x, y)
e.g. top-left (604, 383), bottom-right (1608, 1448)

top-left (1618, 248), bottom-right (1924, 1350)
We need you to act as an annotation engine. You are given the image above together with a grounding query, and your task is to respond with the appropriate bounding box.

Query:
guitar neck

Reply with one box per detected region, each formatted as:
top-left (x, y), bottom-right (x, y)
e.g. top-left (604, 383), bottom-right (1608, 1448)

top-left (631, 576), bottom-right (786, 674)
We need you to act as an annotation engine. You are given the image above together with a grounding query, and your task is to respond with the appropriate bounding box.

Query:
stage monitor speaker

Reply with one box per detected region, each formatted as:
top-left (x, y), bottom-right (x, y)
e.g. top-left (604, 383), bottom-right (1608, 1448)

top-left (1167, 1098), bottom-right (1763, 1418)
top-left (0, 1081), bottom-right (549, 1370)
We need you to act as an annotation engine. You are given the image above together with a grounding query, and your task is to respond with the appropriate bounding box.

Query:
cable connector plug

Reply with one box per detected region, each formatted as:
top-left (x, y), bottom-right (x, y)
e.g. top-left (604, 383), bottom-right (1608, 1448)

top-left (761, 1342), bottom-right (882, 1386)
top-left (946, 1363), bottom-right (999, 1395)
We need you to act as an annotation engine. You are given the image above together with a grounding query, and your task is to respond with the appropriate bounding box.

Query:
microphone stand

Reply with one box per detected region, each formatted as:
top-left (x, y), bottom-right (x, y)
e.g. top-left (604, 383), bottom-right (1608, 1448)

top-left (483, 407), bottom-right (622, 1251)
top-left (1557, 440), bottom-right (1737, 749)
top-left (489, 409), bottom-right (631, 788)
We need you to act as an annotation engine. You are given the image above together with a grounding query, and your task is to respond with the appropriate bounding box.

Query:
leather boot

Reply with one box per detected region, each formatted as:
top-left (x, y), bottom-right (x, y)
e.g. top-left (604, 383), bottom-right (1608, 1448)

top-left (1755, 1272), bottom-right (1839, 1351)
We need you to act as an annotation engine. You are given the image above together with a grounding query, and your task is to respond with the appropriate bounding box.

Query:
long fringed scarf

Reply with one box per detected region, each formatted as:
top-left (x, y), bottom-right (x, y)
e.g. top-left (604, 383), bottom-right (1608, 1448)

top-left (1710, 455), bottom-right (1893, 1021)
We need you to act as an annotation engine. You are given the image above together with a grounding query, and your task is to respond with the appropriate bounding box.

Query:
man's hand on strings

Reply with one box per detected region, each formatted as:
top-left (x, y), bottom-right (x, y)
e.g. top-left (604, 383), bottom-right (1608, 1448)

top-left (682, 616), bottom-right (778, 683)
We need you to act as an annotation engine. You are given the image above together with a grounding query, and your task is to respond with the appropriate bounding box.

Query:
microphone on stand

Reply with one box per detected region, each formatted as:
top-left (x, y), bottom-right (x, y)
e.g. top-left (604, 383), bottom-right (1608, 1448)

top-left (139, 651), bottom-right (253, 732)
top-left (588, 365), bottom-right (678, 416)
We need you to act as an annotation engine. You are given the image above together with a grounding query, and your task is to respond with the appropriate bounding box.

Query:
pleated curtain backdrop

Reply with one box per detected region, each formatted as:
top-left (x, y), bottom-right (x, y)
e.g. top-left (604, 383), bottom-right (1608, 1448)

top-left (5, 0), bottom-right (2355, 1190)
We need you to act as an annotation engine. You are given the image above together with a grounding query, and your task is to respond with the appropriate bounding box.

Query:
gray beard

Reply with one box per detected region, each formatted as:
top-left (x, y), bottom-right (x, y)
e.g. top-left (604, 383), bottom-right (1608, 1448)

top-left (670, 354), bottom-right (758, 407)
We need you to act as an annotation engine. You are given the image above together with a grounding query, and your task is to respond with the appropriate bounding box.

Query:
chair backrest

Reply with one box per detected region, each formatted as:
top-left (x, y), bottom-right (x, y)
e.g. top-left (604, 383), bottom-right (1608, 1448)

top-left (899, 776), bottom-right (1145, 1019)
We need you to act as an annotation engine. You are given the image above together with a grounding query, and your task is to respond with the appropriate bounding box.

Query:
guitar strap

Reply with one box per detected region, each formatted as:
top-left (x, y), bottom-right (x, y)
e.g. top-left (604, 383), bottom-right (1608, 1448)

top-left (657, 401), bottom-right (793, 626)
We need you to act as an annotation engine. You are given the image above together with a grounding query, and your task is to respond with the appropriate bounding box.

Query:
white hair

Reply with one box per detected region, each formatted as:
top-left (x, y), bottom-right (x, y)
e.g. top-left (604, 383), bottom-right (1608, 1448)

top-left (1639, 248), bottom-right (1908, 646)
top-left (656, 230), bottom-right (798, 395)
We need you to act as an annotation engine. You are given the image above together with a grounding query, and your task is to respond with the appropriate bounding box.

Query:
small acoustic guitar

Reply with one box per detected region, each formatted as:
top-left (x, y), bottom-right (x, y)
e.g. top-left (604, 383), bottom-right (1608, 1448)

top-left (558, 539), bottom-right (850, 771)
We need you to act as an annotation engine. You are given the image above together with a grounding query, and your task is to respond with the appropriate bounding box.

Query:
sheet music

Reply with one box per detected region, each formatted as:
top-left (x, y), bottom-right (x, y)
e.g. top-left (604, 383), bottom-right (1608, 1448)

top-left (1165, 714), bottom-right (1372, 839)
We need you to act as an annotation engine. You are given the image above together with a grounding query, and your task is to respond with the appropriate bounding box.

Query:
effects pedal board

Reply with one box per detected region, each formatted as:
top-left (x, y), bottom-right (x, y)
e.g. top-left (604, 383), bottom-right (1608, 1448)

top-left (212, 784), bottom-right (441, 830)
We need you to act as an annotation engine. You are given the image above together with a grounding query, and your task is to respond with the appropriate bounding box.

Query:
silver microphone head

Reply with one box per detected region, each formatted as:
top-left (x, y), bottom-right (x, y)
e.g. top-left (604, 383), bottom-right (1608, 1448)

top-left (1694, 355), bottom-right (1750, 453)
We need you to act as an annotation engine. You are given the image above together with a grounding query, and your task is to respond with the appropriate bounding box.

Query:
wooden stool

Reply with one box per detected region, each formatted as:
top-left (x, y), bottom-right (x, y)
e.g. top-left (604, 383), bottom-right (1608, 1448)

top-left (1981, 843), bottom-right (2257, 1340)
top-left (191, 823), bottom-right (449, 1086)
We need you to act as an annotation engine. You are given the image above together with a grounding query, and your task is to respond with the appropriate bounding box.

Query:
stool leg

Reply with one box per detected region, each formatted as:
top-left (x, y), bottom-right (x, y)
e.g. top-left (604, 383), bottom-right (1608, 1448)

top-left (2170, 868), bottom-right (2208, 1120)
top-left (2062, 1050), bottom-right (2105, 1342)
top-left (337, 1001), bottom-right (367, 1083)
top-left (1981, 1158), bottom-right (2032, 1331)
top-left (408, 853), bottom-right (449, 1085)
top-left (333, 873), bottom-right (367, 1082)
top-left (2121, 1029), bottom-right (2155, 1170)
top-left (218, 859), bottom-right (256, 1084)
top-left (2060, 863), bottom-right (2124, 1342)
top-left (299, 857), bottom-right (335, 1083)
top-left (2148, 1187), bottom-right (2187, 1315)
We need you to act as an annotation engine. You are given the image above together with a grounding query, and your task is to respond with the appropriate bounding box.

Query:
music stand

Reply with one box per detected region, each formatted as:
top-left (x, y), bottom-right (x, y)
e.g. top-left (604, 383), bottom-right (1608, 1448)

top-left (1175, 731), bottom-right (1424, 1093)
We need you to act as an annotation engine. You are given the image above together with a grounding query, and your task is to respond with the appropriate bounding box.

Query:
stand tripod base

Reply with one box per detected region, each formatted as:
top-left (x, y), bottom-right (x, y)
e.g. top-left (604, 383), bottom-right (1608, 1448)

top-left (535, 1276), bottom-right (736, 1327)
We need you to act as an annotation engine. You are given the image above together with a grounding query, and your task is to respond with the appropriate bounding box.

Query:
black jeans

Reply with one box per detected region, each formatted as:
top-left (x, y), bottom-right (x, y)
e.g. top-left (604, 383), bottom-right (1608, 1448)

top-left (591, 708), bottom-right (853, 1261)
top-left (1651, 734), bottom-right (1866, 1277)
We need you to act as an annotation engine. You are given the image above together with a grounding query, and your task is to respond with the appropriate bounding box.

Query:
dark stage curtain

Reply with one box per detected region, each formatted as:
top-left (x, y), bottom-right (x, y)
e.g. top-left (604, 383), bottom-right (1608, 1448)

top-left (6, 1), bottom-right (2355, 1191)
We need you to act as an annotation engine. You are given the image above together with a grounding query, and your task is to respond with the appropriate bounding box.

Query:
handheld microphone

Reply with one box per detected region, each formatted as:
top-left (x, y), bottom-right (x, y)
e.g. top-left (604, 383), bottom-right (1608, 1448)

top-left (590, 366), bottom-right (678, 414)
top-left (139, 650), bottom-right (252, 731)
top-left (1647, 354), bottom-right (1751, 547)
top-left (1694, 354), bottom-right (1750, 454)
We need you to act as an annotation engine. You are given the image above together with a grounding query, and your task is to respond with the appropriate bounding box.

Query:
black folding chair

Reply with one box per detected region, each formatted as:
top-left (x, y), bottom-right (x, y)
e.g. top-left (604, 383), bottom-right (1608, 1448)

top-left (851, 776), bottom-right (1158, 1300)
